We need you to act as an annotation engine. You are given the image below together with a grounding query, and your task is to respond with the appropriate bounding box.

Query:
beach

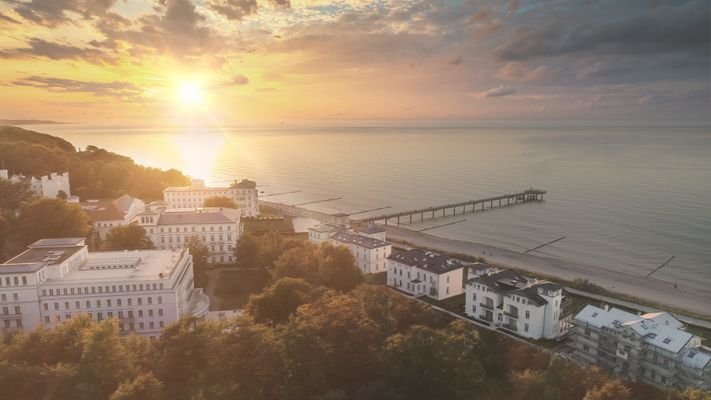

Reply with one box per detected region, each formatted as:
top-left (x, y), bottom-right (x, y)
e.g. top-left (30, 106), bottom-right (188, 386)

top-left (384, 225), bottom-right (711, 319)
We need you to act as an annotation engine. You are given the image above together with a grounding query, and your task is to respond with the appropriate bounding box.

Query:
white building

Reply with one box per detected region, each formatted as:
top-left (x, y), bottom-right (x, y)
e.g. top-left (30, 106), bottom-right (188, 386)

top-left (81, 194), bottom-right (146, 240)
top-left (571, 305), bottom-right (711, 390)
top-left (137, 207), bottom-right (241, 264)
top-left (465, 265), bottom-right (569, 339)
top-left (387, 249), bottom-right (467, 300)
top-left (0, 238), bottom-right (209, 337)
top-left (308, 223), bottom-right (391, 274)
top-left (1, 169), bottom-right (75, 201)
top-left (163, 179), bottom-right (258, 217)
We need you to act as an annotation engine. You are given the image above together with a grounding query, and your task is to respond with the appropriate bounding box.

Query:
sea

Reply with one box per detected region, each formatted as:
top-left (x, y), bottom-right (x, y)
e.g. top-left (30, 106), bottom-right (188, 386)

top-left (31, 121), bottom-right (711, 292)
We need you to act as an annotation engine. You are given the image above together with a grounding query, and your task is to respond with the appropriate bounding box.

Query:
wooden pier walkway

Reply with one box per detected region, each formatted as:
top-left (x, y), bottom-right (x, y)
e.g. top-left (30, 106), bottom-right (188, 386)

top-left (352, 189), bottom-right (546, 225)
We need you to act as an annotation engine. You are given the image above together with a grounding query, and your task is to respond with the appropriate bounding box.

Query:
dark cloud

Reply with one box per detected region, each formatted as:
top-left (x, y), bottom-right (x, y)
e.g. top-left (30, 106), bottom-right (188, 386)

top-left (269, 0), bottom-right (290, 9)
top-left (494, 2), bottom-right (710, 62)
top-left (9, 0), bottom-right (117, 27)
top-left (0, 12), bottom-right (19, 24)
top-left (209, 0), bottom-right (258, 21)
top-left (576, 60), bottom-right (630, 80)
top-left (10, 75), bottom-right (143, 98)
top-left (0, 38), bottom-right (115, 64)
top-left (478, 85), bottom-right (516, 98)
top-left (448, 56), bottom-right (463, 66)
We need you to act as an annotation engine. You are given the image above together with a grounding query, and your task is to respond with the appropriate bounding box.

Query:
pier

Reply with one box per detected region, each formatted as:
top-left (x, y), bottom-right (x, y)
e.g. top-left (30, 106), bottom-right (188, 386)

top-left (352, 189), bottom-right (546, 225)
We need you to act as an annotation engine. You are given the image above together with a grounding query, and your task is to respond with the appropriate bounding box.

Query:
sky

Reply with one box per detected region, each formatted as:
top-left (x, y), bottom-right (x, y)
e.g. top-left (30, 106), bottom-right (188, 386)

top-left (0, 0), bottom-right (709, 123)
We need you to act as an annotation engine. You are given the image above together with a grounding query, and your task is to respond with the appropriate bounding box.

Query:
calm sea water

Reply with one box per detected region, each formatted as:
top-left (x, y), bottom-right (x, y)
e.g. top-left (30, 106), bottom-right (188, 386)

top-left (33, 122), bottom-right (711, 291)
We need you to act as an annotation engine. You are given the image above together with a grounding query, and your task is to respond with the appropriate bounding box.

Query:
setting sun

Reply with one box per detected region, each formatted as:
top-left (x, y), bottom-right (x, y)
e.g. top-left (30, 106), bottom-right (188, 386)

top-left (178, 82), bottom-right (204, 105)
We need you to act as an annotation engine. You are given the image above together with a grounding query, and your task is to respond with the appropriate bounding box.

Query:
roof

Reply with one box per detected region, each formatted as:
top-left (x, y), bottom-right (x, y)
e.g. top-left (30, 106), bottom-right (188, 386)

top-left (81, 199), bottom-right (124, 221)
top-left (164, 186), bottom-right (229, 192)
top-left (358, 224), bottom-right (385, 234)
top-left (574, 305), bottom-right (695, 354)
top-left (680, 347), bottom-right (711, 369)
top-left (330, 231), bottom-right (390, 249)
top-left (60, 249), bottom-right (188, 281)
top-left (113, 194), bottom-right (137, 214)
top-left (388, 249), bottom-right (467, 274)
top-left (308, 223), bottom-right (346, 234)
top-left (469, 262), bottom-right (495, 274)
top-left (29, 238), bottom-right (86, 247)
top-left (157, 210), bottom-right (237, 225)
top-left (469, 269), bottom-right (531, 292)
top-left (0, 262), bottom-right (47, 274)
top-left (5, 245), bottom-right (85, 267)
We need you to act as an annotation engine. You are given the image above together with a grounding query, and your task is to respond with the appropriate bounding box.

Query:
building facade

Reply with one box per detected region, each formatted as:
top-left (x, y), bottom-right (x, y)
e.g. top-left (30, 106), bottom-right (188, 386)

top-left (163, 179), bottom-right (258, 217)
top-left (465, 265), bottom-right (570, 340)
top-left (387, 249), bottom-right (467, 300)
top-left (0, 238), bottom-right (209, 337)
top-left (1, 169), bottom-right (75, 200)
top-left (137, 207), bottom-right (241, 264)
top-left (571, 305), bottom-right (711, 390)
top-left (81, 194), bottom-right (146, 240)
top-left (307, 224), bottom-right (391, 274)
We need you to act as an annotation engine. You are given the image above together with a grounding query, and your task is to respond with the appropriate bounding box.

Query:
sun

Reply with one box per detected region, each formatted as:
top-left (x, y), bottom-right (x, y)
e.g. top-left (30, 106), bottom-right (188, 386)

top-left (178, 82), bottom-right (204, 105)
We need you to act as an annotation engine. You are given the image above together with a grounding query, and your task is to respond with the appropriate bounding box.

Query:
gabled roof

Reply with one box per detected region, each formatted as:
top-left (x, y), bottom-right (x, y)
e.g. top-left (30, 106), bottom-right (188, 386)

top-left (113, 194), bottom-right (137, 214)
top-left (81, 199), bottom-right (124, 221)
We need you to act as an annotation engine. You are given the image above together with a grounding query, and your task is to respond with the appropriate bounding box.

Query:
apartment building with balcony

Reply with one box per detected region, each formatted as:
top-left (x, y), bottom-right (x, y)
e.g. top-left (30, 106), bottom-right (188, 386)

top-left (0, 238), bottom-right (209, 337)
top-left (465, 264), bottom-right (570, 340)
top-left (387, 249), bottom-right (467, 300)
top-left (571, 305), bottom-right (711, 390)
top-left (307, 223), bottom-right (391, 274)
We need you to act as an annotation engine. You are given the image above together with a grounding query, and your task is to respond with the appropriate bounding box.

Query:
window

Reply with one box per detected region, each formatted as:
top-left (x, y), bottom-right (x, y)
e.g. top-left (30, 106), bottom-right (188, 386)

top-left (14, 306), bottom-right (20, 314)
top-left (148, 309), bottom-right (154, 317)
top-left (75, 301), bottom-right (80, 309)
top-left (138, 310), bottom-right (143, 317)
top-left (583, 344), bottom-right (589, 352)
top-left (107, 299), bottom-right (112, 307)
top-left (524, 323), bottom-right (529, 332)
top-left (158, 309), bottom-right (164, 317)
top-left (21, 276), bottom-right (27, 285)
top-left (525, 310), bottom-right (530, 319)
top-left (117, 299), bottom-right (122, 306)
top-left (585, 327), bottom-right (591, 336)
top-left (54, 302), bottom-right (59, 310)
top-left (158, 296), bottom-right (162, 304)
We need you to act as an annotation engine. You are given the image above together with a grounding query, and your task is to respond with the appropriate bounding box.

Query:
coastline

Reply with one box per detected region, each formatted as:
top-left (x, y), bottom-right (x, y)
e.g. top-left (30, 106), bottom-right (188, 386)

top-left (383, 225), bottom-right (711, 319)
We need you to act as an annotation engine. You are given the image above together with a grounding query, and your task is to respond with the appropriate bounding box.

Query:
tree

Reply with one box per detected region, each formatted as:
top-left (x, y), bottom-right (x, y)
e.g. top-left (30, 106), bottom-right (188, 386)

top-left (109, 373), bottom-right (165, 400)
top-left (0, 178), bottom-right (34, 210)
top-left (234, 233), bottom-right (260, 268)
top-left (102, 224), bottom-right (154, 250)
top-left (204, 196), bottom-right (237, 209)
top-left (56, 190), bottom-right (68, 200)
top-left (186, 235), bottom-right (209, 287)
top-left (246, 278), bottom-right (323, 326)
top-left (272, 242), bottom-right (363, 292)
top-left (17, 197), bottom-right (91, 245)
top-left (583, 380), bottom-right (631, 400)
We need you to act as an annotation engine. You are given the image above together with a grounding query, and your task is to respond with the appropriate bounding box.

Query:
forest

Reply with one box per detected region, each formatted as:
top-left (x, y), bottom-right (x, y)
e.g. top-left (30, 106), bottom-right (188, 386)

top-left (0, 126), bottom-right (189, 200)
top-left (1, 233), bottom-right (708, 400)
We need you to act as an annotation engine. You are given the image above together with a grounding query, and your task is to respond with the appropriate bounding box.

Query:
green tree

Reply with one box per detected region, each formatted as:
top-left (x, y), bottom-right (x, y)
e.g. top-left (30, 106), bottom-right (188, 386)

top-left (17, 197), bottom-right (91, 245)
top-left (109, 373), bottom-right (165, 400)
top-left (246, 278), bottom-right (324, 326)
top-left (186, 235), bottom-right (209, 287)
top-left (56, 190), bottom-right (68, 200)
top-left (102, 224), bottom-right (154, 250)
top-left (204, 196), bottom-right (237, 209)
top-left (272, 242), bottom-right (363, 292)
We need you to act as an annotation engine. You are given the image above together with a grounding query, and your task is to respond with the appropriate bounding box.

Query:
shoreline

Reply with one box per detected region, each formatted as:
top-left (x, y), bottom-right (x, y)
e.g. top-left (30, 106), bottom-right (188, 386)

top-left (383, 225), bottom-right (711, 319)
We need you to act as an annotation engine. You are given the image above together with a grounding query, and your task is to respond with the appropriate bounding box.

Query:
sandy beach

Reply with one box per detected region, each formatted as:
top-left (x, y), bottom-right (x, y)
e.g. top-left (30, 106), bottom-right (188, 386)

top-left (384, 225), bottom-right (711, 319)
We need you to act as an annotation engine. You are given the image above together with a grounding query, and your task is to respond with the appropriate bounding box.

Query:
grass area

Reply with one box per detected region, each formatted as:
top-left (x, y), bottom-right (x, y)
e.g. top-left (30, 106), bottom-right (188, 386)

top-left (365, 271), bottom-right (387, 285)
top-left (213, 268), bottom-right (272, 310)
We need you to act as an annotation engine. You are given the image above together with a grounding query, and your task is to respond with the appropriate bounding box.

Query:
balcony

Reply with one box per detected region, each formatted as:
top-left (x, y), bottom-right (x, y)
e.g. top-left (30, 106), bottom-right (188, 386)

top-left (504, 310), bottom-right (519, 319)
top-left (503, 322), bottom-right (518, 331)
top-left (479, 313), bottom-right (494, 322)
top-left (479, 302), bottom-right (495, 311)
top-left (0, 313), bottom-right (21, 319)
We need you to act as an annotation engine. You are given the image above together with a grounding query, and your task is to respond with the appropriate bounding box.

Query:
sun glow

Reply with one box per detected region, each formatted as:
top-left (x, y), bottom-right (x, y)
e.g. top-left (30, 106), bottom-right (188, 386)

top-left (178, 82), bottom-right (204, 105)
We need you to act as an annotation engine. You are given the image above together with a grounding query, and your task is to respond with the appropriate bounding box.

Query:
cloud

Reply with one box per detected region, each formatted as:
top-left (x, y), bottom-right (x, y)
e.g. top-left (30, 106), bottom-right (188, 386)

top-left (212, 74), bottom-right (250, 88)
top-left (576, 60), bottom-right (630, 79)
top-left (10, 75), bottom-right (144, 99)
top-left (477, 85), bottom-right (516, 98)
top-left (494, 2), bottom-right (710, 62)
top-left (209, 0), bottom-right (258, 21)
top-left (10, 0), bottom-right (118, 27)
top-left (495, 62), bottom-right (551, 81)
top-left (0, 38), bottom-right (115, 64)
top-left (269, 0), bottom-right (291, 8)
top-left (448, 56), bottom-right (463, 66)
top-left (0, 12), bottom-right (19, 24)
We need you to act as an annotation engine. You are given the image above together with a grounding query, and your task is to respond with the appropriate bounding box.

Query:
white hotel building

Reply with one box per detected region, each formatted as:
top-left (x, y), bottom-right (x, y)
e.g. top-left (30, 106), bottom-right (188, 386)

top-left (387, 249), bottom-right (467, 300)
top-left (465, 264), bottom-right (569, 340)
top-left (136, 207), bottom-right (241, 264)
top-left (163, 179), bottom-right (258, 217)
top-left (81, 194), bottom-right (146, 240)
top-left (571, 305), bottom-right (711, 390)
top-left (1, 169), bottom-right (76, 201)
top-left (0, 238), bottom-right (209, 336)
top-left (308, 224), bottom-right (391, 274)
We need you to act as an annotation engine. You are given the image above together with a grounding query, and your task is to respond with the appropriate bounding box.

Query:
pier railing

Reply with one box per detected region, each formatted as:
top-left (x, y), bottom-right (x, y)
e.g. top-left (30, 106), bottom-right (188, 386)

top-left (352, 188), bottom-right (546, 225)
